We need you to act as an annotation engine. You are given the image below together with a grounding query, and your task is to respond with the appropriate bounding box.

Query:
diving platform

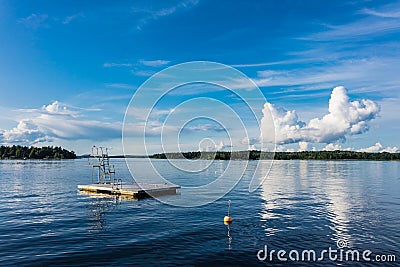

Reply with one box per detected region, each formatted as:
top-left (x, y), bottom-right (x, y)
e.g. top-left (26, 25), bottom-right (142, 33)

top-left (78, 146), bottom-right (180, 199)
top-left (78, 182), bottom-right (180, 199)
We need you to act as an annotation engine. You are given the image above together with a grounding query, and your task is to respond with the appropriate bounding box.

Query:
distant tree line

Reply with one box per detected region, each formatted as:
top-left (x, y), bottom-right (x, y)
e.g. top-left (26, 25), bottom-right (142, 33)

top-left (273, 151), bottom-right (400, 160)
top-left (151, 150), bottom-right (400, 161)
top-left (0, 145), bottom-right (76, 159)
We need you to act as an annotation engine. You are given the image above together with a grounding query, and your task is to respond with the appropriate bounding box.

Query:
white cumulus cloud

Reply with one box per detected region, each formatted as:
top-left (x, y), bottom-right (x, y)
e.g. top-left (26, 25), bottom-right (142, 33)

top-left (261, 86), bottom-right (380, 145)
top-left (298, 141), bottom-right (309, 152)
top-left (323, 143), bottom-right (342, 151)
top-left (0, 101), bottom-right (122, 146)
top-left (358, 142), bottom-right (399, 153)
top-left (0, 120), bottom-right (48, 145)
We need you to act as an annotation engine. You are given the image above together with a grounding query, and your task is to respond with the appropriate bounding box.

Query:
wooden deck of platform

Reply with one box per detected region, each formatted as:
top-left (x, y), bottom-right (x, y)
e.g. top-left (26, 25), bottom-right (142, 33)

top-left (78, 182), bottom-right (180, 199)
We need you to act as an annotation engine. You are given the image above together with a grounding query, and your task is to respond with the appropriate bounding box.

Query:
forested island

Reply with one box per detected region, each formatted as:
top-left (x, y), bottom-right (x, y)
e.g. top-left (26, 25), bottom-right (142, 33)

top-left (151, 150), bottom-right (400, 161)
top-left (0, 145), bottom-right (76, 159)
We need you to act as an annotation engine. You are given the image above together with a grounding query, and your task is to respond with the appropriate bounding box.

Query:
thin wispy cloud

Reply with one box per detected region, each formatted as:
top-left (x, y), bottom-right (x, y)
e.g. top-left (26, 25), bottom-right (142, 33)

top-left (103, 60), bottom-right (169, 72)
top-left (62, 13), bottom-right (84, 25)
top-left (313, 20), bottom-right (400, 40)
top-left (252, 56), bottom-right (400, 97)
top-left (231, 59), bottom-right (307, 68)
top-left (105, 83), bottom-right (134, 90)
top-left (103, 62), bottom-right (133, 68)
top-left (18, 12), bottom-right (84, 29)
top-left (362, 8), bottom-right (400, 18)
top-left (131, 70), bottom-right (156, 77)
top-left (254, 62), bottom-right (363, 87)
top-left (360, 1), bottom-right (400, 18)
top-left (183, 123), bottom-right (226, 132)
top-left (133, 0), bottom-right (199, 30)
top-left (18, 13), bottom-right (48, 29)
top-left (139, 59), bottom-right (170, 67)
top-left (305, 3), bottom-right (400, 41)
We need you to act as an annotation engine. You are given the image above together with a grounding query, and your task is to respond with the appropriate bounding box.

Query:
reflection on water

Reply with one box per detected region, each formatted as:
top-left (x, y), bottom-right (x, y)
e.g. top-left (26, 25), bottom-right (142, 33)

top-left (224, 221), bottom-right (232, 250)
top-left (259, 161), bottom-right (354, 243)
top-left (82, 194), bottom-right (121, 232)
top-left (323, 161), bottom-right (352, 244)
top-left (258, 160), bottom-right (400, 254)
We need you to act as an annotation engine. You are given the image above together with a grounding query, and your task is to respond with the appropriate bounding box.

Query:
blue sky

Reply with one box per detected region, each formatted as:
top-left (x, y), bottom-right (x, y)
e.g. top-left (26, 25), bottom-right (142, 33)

top-left (0, 0), bottom-right (399, 155)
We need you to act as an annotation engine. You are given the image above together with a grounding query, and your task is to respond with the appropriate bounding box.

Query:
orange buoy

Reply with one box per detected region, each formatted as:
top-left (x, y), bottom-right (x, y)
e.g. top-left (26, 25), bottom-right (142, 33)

top-left (223, 200), bottom-right (232, 223)
top-left (224, 216), bottom-right (232, 223)
top-left (224, 220), bottom-right (232, 225)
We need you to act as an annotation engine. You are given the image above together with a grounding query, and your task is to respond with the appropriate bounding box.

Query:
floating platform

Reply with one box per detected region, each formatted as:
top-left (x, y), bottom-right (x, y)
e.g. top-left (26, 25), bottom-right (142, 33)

top-left (78, 182), bottom-right (180, 199)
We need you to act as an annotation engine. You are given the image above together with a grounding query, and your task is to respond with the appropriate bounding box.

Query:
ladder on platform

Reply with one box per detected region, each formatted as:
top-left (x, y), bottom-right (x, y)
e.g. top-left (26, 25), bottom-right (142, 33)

top-left (88, 146), bottom-right (116, 184)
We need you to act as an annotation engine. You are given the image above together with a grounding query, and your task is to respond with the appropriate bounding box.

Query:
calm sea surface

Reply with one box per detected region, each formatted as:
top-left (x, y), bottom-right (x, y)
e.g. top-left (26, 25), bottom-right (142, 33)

top-left (0, 159), bottom-right (399, 266)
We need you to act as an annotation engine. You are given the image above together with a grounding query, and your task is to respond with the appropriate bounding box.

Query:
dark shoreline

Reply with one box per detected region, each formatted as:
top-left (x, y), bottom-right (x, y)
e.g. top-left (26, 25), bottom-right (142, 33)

top-left (151, 150), bottom-right (400, 161)
top-left (2, 147), bottom-right (399, 161)
top-left (0, 145), bottom-right (76, 160)
top-left (78, 150), bottom-right (400, 161)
